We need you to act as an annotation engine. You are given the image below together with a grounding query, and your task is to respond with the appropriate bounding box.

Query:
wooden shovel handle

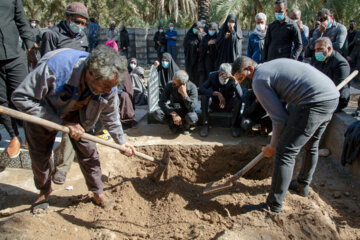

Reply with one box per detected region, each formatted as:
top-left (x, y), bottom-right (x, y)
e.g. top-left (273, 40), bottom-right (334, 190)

top-left (0, 106), bottom-right (156, 162)
top-left (228, 152), bottom-right (265, 183)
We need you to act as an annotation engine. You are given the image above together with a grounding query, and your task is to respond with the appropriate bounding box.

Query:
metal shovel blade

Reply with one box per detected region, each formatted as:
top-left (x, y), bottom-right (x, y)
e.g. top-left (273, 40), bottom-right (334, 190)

top-left (150, 148), bottom-right (170, 182)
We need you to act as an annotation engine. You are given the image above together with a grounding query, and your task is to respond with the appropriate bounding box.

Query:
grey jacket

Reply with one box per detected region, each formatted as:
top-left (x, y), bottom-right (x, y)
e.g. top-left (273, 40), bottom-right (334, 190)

top-left (310, 20), bottom-right (347, 54)
top-left (12, 48), bottom-right (126, 144)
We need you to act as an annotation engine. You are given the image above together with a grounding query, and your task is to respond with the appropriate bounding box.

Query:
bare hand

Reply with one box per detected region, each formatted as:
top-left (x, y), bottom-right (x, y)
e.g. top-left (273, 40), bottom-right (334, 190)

top-left (177, 83), bottom-right (188, 98)
top-left (347, 56), bottom-right (352, 62)
top-left (297, 20), bottom-right (303, 32)
top-left (319, 23), bottom-right (326, 33)
top-left (208, 39), bottom-right (215, 45)
top-left (171, 112), bottom-right (182, 126)
top-left (27, 48), bottom-right (37, 68)
top-left (154, 60), bottom-right (160, 67)
top-left (225, 32), bottom-right (231, 39)
top-left (120, 142), bottom-right (135, 156)
top-left (157, 41), bottom-right (161, 46)
top-left (220, 72), bottom-right (234, 81)
top-left (123, 47), bottom-right (126, 50)
top-left (66, 123), bottom-right (85, 141)
top-left (217, 92), bottom-right (226, 109)
top-left (228, 25), bottom-right (234, 32)
top-left (262, 144), bottom-right (276, 158)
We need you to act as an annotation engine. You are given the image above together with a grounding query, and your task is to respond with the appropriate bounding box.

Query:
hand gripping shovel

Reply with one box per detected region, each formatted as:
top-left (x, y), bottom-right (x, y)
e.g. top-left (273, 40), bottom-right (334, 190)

top-left (203, 70), bottom-right (359, 195)
top-left (0, 106), bottom-right (170, 182)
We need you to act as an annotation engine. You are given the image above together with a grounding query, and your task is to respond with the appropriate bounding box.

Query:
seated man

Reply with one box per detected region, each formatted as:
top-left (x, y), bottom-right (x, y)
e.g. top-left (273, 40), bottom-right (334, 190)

top-left (312, 37), bottom-right (350, 112)
top-left (241, 89), bottom-right (272, 136)
top-left (199, 63), bottom-right (243, 137)
top-left (12, 46), bottom-right (135, 213)
top-left (154, 70), bottom-right (198, 135)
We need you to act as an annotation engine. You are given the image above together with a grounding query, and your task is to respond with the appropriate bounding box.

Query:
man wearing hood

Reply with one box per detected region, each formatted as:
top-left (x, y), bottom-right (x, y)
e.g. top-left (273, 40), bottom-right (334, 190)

top-left (262, 0), bottom-right (302, 62)
top-left (199, 63), bottom-right (243, 137)
top-left (40, 2), bottom-right (89, 56)
top-left (215, 14), bottom-right (243, 69)
top-left (247, 13), bottom-right (267, 63)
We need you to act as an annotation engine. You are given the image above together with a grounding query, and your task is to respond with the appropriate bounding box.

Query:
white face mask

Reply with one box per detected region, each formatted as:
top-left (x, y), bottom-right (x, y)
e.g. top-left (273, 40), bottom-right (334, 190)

top-left (219, 76), bottom-right (229, 85)
top-left (256, 24), bottom-right (266, 31)
top-left (227, 22), bottom-right (235, 28)
top-left (31, 23), bottom-right (36, 28)
top-left (130, 63), bottom-right (136, 70)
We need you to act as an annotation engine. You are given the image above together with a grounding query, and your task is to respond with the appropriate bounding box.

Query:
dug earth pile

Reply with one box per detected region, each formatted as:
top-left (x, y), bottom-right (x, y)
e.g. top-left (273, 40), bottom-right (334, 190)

top-left (0, 143), bottom-right (360, 240)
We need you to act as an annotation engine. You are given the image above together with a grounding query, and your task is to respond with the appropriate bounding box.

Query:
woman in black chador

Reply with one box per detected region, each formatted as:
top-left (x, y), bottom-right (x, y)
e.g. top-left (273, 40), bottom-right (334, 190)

top-left (199, 22), bottom-right (219, 81)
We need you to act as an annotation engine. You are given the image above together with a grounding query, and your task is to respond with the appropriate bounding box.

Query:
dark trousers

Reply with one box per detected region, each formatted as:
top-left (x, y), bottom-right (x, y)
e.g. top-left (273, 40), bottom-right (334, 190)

top-left (167, 46), bottom-right (177, 62)
top-left (157, 45), bottom-right (165, 60)
top-left (25, 122), bottom-right (103, 194)
top-left (88, 39), bottom-right (98, 52)
top-left (154, 108), bottom-right (198, 129)
top-left (121, 49), bottom-right (129, 59)
top-left (201, 95), bottom-right (242, 127)
top-left (0, 54), bottom-right (28, 138)
top-left (266, 99), bottom-right (338, 212)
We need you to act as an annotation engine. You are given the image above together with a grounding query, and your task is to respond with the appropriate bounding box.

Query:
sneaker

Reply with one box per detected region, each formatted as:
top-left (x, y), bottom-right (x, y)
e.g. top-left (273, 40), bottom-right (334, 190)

top-left (6, 136), bottom-right (21, 159)
top-left (183, 129), bottom-right (190, 135)
top-left (289, 179), bottom-right (309, 197)
top-left (231, 127), bottom-right (241, 138)
top-left (53, 171), bottom-right (67, 185)
top-left (199, 125), bottom-right (209, 137)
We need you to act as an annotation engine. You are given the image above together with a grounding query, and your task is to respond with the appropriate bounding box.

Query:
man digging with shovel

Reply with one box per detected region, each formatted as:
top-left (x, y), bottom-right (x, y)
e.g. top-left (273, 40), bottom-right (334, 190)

top-left (231, 56), bottom-right (339, 214)
top-left (11, 46), bottom-right (135, 214)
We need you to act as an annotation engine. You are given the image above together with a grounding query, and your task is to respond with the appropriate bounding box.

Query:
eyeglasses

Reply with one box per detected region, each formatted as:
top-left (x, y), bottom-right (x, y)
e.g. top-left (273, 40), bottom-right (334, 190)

top-left (318, 16), bottom-right (328, 22)
top-left (72, 19), bottom-right (87, 26)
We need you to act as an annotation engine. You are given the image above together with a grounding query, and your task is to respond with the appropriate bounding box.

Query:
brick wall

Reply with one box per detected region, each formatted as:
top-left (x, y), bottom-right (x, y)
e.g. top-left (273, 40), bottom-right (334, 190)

top-left (97, 28), bottom-right (252, 66)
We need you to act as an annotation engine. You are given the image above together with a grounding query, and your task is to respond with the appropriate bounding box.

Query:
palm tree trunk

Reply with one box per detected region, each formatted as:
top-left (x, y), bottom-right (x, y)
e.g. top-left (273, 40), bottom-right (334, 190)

top-left (198, 0), bottom-right (210, 22)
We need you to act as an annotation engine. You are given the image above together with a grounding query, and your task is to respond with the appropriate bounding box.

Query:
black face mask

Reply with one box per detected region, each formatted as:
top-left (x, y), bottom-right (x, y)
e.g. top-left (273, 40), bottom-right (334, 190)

top-left (350, 25), bottom-right (354, 30)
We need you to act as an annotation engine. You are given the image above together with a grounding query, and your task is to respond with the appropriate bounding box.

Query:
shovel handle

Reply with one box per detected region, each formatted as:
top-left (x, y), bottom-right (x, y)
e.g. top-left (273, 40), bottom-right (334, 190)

top-left (337, 70), bottom-right (358, 91)
top-left (229, 152), bottom-right (265, 183)
top-left (0, 106), bottom-right (157, 162)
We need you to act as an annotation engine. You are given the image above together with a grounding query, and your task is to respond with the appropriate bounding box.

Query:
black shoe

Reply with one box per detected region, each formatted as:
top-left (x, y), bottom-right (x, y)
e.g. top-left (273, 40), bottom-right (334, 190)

top-left (242, 203), bottom-right (280, 215)
top-left (231, 127), bottom-right (241, 138)
top-left (289, 179), bottom-right (309, 197)
top-left (200, 125), bottom-right (209, 137)
top-left (169, 126), bottom-right (179, 134)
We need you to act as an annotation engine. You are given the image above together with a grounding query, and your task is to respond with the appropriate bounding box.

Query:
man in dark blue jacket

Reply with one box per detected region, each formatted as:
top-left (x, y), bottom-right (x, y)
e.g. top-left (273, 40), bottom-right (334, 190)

top-left (199, 63), bottom-right (243, 137)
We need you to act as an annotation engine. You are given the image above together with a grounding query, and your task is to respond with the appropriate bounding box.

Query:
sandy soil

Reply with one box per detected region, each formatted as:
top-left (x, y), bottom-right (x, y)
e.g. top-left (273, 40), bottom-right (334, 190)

top-left (0, 144), bottom-right (359, 240)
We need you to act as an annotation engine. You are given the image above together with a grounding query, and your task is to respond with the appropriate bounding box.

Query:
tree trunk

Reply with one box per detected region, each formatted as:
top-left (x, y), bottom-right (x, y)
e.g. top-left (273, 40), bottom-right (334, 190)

top-left (198, 0), bottom-right (210, 22)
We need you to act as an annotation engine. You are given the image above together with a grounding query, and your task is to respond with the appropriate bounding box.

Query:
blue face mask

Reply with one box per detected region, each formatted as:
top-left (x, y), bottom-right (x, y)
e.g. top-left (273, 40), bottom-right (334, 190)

top-left (275, 13), bottom-right (285, 21)
top-left (315, 52), bottom-right (326, 62)
top-left (162, 61), bottom-right (169, 69)
top-left (170, 27), bottom-right (174, 30)
top-left (69, 21), bottom-right (85, 34)
top-left (208, 30), bottom-right (216, 36)
top-left (327, 20), bottom-right (332, 29)
top-left (193, 28), bottom-right (199, 34)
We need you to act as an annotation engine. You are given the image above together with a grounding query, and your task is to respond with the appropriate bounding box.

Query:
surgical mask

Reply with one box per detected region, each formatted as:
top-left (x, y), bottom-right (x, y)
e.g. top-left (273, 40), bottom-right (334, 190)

top-left (193, 28), bottom-right (199, 34)
top-left (256, 24), bottom-right (266, 31)
top-left (31, 23), bottom-right (36, 28)
top-left (162, 61), bottom-right (169, 69)
top-left (130, 63), bottom-right (136, 70)
top-left (327, 19), bottom-right (332, 29)
top-left (289, 19), bottom-right (298, 24)
top-left (275, 13), bottom-right (285, 21)
top-left (69, 21), bottom-right (85, 34)
top-left (170, 27), bottom-right (174, 30)
top-left (219, 77), bottom-right (229, 85)
top-left (315, 52), bottom-right (327, 62)
top-left (159, 29), bottom-right (164, 33)
top-left (227, 22), bottom-right (235, 28)
top-left (208, 30), bottom-right (216, 36)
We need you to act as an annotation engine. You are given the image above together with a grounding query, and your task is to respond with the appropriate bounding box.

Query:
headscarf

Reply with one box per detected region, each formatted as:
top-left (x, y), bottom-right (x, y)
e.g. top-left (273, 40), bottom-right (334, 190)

top-left (158, 52), bottom-right (180, 91)
top-left (128, 57), bottom-right (137, 73)
top-left (130, 66), bottom-right (147, 105)
top-left (105, 40), bottom-right (118, 52)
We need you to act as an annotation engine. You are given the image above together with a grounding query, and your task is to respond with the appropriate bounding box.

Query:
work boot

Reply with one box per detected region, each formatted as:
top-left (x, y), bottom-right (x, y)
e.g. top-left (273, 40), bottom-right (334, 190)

top-left (53, 171), bottom-right (67, 185)
top-left (289, 179), bottom-right (309, 197)
top-left (231, 127), bottom-right (241, 138)
top-left (6, 136), bottom-right (21, 159)
top-left (200, 124), bottom-right (209, 137)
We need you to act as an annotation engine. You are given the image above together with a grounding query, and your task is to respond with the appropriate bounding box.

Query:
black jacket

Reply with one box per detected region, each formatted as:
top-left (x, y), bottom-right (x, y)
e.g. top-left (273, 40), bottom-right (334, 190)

top-left (312, 50), bottom-right (350, 110)
top-left (159, 81), bottom-right (198, 115)
top-left (154, 31), bottom-right (166, 50)
top-left (40, 21), bottom-right (88, 57)
top-left (0, 0), bottom-right (34, 60)
top-left (262, 18), bottom-right (302, 62)
top-left (341, 120), bottom-right (360, 166)
top-left (199, 71), bottom-right (243, 100)
top-left (120, 28), bottom-right (130, 49)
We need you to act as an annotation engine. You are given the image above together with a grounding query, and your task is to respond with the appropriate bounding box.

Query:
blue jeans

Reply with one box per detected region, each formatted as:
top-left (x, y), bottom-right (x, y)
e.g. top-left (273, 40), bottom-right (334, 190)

top-left (266, 99), bottom-right (338, 213)
top-left (167, 45), bottom-right (177, 62)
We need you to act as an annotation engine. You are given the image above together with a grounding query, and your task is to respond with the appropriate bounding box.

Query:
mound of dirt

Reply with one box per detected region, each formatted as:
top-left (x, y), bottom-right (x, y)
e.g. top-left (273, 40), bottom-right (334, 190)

top-left (1, 145), bottom-right (359, 240)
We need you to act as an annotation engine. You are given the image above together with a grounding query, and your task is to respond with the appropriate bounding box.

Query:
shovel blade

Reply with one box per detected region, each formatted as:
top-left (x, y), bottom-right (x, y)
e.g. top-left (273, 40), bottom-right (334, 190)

top-left (150, 148), bottom-right (170, 182)
top-left (203, 181), bottom-right (233, 195)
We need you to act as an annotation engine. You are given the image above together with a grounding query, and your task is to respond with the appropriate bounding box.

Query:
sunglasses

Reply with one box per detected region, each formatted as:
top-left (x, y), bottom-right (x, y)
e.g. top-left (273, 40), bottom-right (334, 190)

top-left (72, 19), bottom-right (87, 26)
top-left (318, 16), bottom-right (328, 23)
